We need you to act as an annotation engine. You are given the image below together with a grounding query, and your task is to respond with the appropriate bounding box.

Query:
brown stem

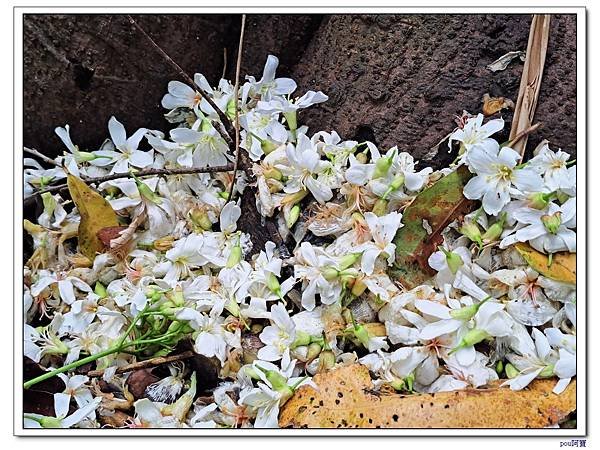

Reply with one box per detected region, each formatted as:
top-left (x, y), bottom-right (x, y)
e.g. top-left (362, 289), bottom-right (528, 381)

top-left (226, 14), bottom-right (247, 204)
top-left (507, 122), bottom-right (542, 148)
top-left (125, 15), bottom-right (235, 143)
top-left (24, 164), bottom-right (234, 207)
top-left (24, 147), bottom-right (61, 168)
top-left (85, 351), bottom-right (196, 377)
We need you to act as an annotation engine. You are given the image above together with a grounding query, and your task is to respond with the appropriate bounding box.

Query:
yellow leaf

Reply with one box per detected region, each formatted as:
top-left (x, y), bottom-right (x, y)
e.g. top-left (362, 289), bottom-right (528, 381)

top-left (67, 174), bottom-right (120, 260)
top-left (279, 364), bottom-right (576, 428)
top-left (514, 242), bottom-right (576, 285)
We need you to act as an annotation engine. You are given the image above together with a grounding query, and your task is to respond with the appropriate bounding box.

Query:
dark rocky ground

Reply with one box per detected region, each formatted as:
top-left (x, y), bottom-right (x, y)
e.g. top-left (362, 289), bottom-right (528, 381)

top-left (24, 14), bottom-right (577, 167)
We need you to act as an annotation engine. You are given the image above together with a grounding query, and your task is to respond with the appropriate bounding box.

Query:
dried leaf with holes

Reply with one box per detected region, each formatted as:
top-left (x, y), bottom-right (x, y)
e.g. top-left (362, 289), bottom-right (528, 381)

top-left (279, 364), bottom-right (576, 428)
top-left (67, 174), bottom-right (120, 260)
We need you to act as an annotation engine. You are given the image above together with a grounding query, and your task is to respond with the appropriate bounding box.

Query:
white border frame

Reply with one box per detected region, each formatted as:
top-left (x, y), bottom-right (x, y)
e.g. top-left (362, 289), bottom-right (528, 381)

top-left (13, 5), bottom-right (587, 437)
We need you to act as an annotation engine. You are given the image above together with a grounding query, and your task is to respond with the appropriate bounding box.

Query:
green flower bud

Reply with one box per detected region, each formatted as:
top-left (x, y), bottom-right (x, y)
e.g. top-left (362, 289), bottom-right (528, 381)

top-left (171, 286), bottom-right (185, 307)
top-left (372, 198), bottom-right (388, 216)
top-left (451, 329), bottom-right (490, 353)
top-left (226, 98), bottom-right (237, 121)
top-left (244, 366), bottom-right (261, 380)
top-left (135, 178), bottom-right (161, 204)
top-left (541, 212), bottom-right (562, 234)
top-left (218, 191), bottom-right (230, 200)
top-left (40, 417), bottom-right (63, 428)
top-left (355, 152), bottom-right (369, 164)
top-left (286, 205), bottom-right (301, 228)
top-left (41, 192), bottom-right (57, 216)
top-left (459, 221), bottom-right (483, 247)
top-left (261, 140), bottom-right (279, 155)
top-left (226, 240), bottom-right (243, 268)
top-left (291, 331), bottom-right (312, 349)
top-left (404, 372), bottom-right (415, 392)
top-left (449, 296), bottom-right (491, 321)
top-left (495, 360), bottom-right (504, 375)
top-left (283, 111), bottom-right (298, 131)
top-left (338, 252), bottom-right (362, 270)
top-left (439, 246), bottom-right (463, 275)
top-left (339, 268), bottom-right (359, 286)
top-left (527, 192), bottom-right (553, 210)
top-left (317, 349), bottom-right (336, 373)
top-left (188, 207), bottom-right (213, 231)
top-left (200, 118), bottom-right (213, 132)
top-left (263, 167), bottom-right (283, 181)
top-left (351, 277), bottom-right (367, 297)
top-left (372, 155), bottom-right (393, 179)
top-left (390, 379), bottom-right (406, 391)
top-left (94, 282), bottom-right (107, 299)
top-left (322, 266), bottom-right (340, 282)
top-left (482, 212), bottom-right (507, 242)
top-left (505, 363), bottom-right (519, 379)
top-left (306, 342), bottom-right (322, 362)
top-left (265, 272), bottom-right (282, 297)
top-left (251, 323), bottom-right (263, 334)
top-left (76, 151), bottom-right (99, 162)
top-left (555, 190), bottom-right (570, 204)
top-left (352, 324), bottom-right (371, 348)
top-left (538, 364), bottom-right (555, 378)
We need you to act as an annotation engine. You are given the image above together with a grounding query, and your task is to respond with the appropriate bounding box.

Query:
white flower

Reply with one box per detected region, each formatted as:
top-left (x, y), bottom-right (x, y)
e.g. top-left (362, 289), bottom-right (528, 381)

top-left (277, 134), bottom-right (334, 204)
top-left (162, 234), bottom-right (207, 283)
top-left (94, 116), bottom-right (153, 173)
top-left (176, 301), bottom-right (236, 365)
top-left (293, 242), bottom-right (343, 311)
top-left (24, 395), bottom-right (101, 429)
top-left (57, 374), bottom-right (95, 414)
top-left (246, 54), bottom-right (297, 100)
top-left (448, 113), bottom-right (504, 164)
top-left (499, 198), bottom-right (576, 253)
top-left (529, 143), bottom-right (573, 191)
top-left (357, 211), bottom-right (403, 275)
top-left (463, 143), bottom-right (543, 215)
top-left (256, 90), bottom-right (328, 115)
top-left (258, 303), bottom-right (296, 361)
top-left (31, 270), bottom-right (92, 306)
top-left (169, 126), bottom-right (232, 168)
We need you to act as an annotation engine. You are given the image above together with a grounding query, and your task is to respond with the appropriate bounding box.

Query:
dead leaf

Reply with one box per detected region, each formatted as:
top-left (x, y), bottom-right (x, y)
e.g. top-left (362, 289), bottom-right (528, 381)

top-left (390, 165), bottom-right (474, 289)
top-left (482, 93), bottom-right (515, 116)
top-left (486, 50), bottom-right (526, 72)
top-left (67, 174), bottom-right (120, 260)
top-left (97, 226), bottom-right (128, 248)
top-left (514, 242), bottom-right (576, 285)
top-left (279, 364), bottom-right (576, 428)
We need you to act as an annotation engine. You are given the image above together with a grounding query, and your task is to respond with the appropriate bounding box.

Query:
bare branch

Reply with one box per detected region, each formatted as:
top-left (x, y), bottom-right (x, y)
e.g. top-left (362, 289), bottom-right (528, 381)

top-left (125, 15), bottom-right (235, 142)
top-left (24, 147), bottom-right (61, 168)
top-left (24, 164), bottom-right (234, 208)
top-left (86, 351), bottom-right (196, 377)
top-left (226, 14), bottom-right (247, 204)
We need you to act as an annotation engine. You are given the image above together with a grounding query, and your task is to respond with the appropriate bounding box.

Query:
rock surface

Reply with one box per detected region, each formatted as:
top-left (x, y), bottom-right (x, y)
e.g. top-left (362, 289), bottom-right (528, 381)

top-left (24, 13), bottom-right (577, 164)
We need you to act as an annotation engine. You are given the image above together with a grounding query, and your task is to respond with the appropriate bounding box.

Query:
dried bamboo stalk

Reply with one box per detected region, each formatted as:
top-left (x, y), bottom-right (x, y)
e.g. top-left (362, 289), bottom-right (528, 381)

top-left (509, 14), bottom-right (551, 159)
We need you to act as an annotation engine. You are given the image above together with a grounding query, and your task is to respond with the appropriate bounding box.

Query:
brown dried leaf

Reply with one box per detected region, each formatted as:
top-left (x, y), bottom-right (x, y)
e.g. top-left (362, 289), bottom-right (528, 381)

top-left (67, 174), bottom-right (120, 260)
top-left (482, 93), bottom-right (515, 116)
top-left (279, 364), bottom-right (576, 428)
top-left (514, 242), bottom-right (576, 285)
top-left (390, 166), bottom-right (474, 289)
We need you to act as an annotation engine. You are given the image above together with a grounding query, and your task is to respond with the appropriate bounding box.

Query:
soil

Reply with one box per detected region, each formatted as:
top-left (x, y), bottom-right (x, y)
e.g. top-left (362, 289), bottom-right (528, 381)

top-left (24, 13), bottom-right (577, 165)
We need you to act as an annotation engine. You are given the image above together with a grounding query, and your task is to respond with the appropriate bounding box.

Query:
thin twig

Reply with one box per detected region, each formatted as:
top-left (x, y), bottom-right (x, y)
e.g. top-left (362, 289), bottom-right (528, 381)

top-left (24, 164), bottom-right (234, 207)
top-left (222, 47), bottom-right (228, 80)
top-left (86, 351), bottom-right (196, 377)
top-left (125, 15), bottom-right (235, 142)
top-left (226, 14), bottom-right (247, 204)
top-left (507, 122), bottom-right (542, 148)
top-left (24, 147), bottom-right (61, 168)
